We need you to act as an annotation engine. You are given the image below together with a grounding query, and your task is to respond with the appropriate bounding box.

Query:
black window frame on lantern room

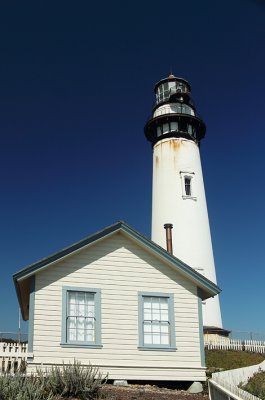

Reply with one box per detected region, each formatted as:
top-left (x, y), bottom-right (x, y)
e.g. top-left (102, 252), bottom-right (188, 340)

top-left (156, 120), bottom-right (179, 137)
top-left (155, 79), bottom-right (190, 105)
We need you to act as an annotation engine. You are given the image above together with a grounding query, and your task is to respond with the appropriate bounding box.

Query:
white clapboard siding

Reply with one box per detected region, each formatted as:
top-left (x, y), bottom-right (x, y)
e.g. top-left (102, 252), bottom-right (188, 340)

top-left (28, 364), bottom-right (206, 381)
top-left (29, 232), bottom-right (204, 381)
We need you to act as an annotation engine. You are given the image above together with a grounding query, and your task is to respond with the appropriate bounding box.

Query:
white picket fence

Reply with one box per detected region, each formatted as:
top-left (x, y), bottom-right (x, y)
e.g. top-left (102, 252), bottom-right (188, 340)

top-left (205, 338), bottom-right (265, 354)
top-left (209, 360), bottom-right (265, 400)
top-left (0, 342), bottom-right (27, 374)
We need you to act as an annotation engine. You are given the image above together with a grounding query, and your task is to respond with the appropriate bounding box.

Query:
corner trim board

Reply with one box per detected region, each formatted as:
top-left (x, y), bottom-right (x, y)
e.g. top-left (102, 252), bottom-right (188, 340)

top-left (197, 287), bottom-right (206, 367)
top-left (27, 276), bottom-right (35, 353)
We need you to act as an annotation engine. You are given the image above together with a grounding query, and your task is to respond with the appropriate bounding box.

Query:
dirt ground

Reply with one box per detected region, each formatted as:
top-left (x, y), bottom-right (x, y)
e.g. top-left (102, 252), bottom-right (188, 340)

top-left (99, 384), bottom-right (209, 400)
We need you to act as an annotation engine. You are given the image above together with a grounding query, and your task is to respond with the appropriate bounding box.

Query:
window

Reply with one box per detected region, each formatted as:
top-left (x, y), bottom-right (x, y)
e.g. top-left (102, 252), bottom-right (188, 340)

top-left (157, 126), bottom-right (162, 136)
top-left (184, 177), bottom-right (191, 196)
top-left (156, 121), bottom-right (178, 138)
top-left (168, 81), bottom-right (176, 91)
top-left (61, 287), bottom-right (101, 347)
top-left (171, 121), bottom-right (178, 131)
top-left (162, 122), bottom-right (170, 134)
top-left (180, 171), bottom-right (196, 200)
top-left (156, 82), bottom-right (170, 103)
top-left (187, 124), bottom-right (193, 136)
top-left (138, 292), bottom-right (176, 350)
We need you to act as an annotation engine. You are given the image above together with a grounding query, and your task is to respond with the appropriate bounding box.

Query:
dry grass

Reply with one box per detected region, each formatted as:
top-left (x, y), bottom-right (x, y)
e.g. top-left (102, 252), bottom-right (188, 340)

top-left (205, 349), bottom-right (265, 373)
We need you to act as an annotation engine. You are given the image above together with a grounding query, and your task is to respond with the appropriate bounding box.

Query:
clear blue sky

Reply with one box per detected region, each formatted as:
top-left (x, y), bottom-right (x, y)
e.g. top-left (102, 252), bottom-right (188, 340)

top-left (1, 0), bottom-right (265, 336)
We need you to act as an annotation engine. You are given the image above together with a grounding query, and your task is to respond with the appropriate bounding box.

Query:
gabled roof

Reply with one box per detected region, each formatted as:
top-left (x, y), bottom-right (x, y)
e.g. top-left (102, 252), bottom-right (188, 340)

top-left (14, 221), bottom-right (221, 319)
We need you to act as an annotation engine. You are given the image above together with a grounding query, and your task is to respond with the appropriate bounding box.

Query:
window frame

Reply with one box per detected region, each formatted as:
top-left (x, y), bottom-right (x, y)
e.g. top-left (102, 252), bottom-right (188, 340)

top-left (138, 292), bottom-right (176, 351)
top-left (61, 286), bottom-right (102, 348)
top-left (180, 171), bottom-right (197, 201)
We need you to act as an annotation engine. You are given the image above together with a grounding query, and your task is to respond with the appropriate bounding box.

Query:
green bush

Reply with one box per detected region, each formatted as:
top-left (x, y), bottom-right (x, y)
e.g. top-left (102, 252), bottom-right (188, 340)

top-left (240, 369), bottom-right (265, 399)
top-left (0, 373), bottom-right (53, 400)
top-left (46, 362), bottom-right (108, 399)
top-left (0, 362), bottom-right (107, 400)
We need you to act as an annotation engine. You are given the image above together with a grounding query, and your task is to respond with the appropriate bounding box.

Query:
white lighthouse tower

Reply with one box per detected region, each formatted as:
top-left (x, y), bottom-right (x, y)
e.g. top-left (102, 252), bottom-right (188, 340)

top-left (145, 74), bottom-right (222, 330)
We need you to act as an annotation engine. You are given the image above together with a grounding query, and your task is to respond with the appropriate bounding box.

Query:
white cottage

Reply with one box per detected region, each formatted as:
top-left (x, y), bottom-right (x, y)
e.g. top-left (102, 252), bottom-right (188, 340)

top-left (13, 221), bottom-right (220, 382)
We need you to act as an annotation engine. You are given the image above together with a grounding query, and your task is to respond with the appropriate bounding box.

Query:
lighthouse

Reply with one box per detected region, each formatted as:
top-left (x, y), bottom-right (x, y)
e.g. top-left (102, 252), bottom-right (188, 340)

top-left (144, 74), bottom-right (222, 330)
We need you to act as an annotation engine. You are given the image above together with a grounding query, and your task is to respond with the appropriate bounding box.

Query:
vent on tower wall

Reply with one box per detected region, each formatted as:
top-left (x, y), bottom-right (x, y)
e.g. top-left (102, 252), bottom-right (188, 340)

top-left (164, 223), bottom-right (173, 255)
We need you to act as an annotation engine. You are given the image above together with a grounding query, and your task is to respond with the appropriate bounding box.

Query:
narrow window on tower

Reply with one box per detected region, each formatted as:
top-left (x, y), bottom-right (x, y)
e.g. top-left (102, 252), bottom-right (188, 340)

top-left (180, 171), bottom-right (196, 200)
top-left (184, 177), bottom-right (191, 196)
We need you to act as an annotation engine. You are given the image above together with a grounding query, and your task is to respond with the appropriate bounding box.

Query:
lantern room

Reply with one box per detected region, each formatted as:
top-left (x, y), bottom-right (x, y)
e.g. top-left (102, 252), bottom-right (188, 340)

top-left (144, 75), bottom-right (206, 146)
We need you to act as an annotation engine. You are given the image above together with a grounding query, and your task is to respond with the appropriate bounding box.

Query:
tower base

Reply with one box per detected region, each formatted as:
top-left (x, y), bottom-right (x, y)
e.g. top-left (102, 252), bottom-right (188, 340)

top-left (204, 326), bottom-right (231, 343)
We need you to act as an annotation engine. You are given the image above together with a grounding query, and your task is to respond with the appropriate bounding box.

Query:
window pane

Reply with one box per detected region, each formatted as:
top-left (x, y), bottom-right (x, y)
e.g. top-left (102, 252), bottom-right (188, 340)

top-left (79, 303), bottom-right (85, 316)
top-left (161, 310), bottom-right (169, 321)
top-left (161, 324), bottom-right (169, 334)
top-left (77, 329), bottom-right (84, 341)
top-left (170, 121), bottom-right (178, 131)
top-left (69, 303), bottom-right (76, 315)
top-left (159, 297), bottom-right (168, 306)
top-left (153, 334), bottom-right (160, 345)
top-left (161, 334), bottom-right (169, 345)
top-left (144, 323), bottom-right (152, 333)
top-left (157, 126), bottom-right (162, 137)
top-left (185, 177), bottom-right (191, 196)
top-left (187, 124), bottom-right (193, 135)
top-left (86, 294), bottom-right (94, 304)
top-left (152, 322), bottom-right (160, 333)
top-left (144, 311), bottom-right (152, 320)
top-left (68, 292), bottom-right (76, 304)
top-left (68, 317), bottom-right (76, 341)
top-left (152, 311), bottom-right (160, 320)
top-left (144, 334), bottom-right (152, 344)
top-left (143, 298), bottom-right (152, 308)
top-left (152, 299), bottom-right (159, 310)
top-left (162, 123), bottom-right (169, 134)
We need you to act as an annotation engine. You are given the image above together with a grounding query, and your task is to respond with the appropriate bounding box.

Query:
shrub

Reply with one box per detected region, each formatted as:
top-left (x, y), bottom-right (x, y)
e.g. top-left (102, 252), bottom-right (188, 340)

top-left (0, 373), bottom-right (53, 400)
top-left (240, 369), bottom-right (265, 399)
top-left (0, 362), bottom-right (107, 400)
top-left (46, 362), bottom-right (108, 399)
